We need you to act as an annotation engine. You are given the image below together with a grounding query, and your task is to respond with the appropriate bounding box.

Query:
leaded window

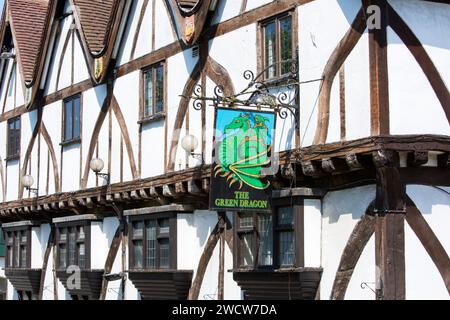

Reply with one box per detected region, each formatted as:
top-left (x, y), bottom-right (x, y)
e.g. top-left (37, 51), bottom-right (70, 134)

top-left (129, 215), bottom-right (176, 270)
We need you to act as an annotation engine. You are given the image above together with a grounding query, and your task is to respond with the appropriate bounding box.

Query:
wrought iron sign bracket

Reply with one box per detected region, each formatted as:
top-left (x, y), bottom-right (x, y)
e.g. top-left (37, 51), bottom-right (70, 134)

top-left (185, 59), bottom-right (300, 128)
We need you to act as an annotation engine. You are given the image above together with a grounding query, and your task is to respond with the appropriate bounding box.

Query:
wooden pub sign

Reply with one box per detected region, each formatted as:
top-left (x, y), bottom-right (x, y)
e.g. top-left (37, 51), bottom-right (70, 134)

top-left (209, 107), bottom-right (276, 213)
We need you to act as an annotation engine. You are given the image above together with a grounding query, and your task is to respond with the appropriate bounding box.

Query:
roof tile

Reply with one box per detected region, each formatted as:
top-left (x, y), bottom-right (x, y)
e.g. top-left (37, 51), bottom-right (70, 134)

top-left (8, 0), bottom-right (51, 83)
top-left (72, 0), bottom-right (117, 55)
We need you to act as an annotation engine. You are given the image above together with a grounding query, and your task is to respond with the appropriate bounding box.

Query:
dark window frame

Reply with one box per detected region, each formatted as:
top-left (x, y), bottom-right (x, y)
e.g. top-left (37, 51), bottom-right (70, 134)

top-left (55, 221), bottom-right (91, 270)
top-left (128, 213), bottom-right (177, 271)
top-left (140, 61), bottom-right (166, 122)
top-left (233, 198), bottom-right (304, 270)
top-left (258, 10), bottom-right (297, 81)
top-left (3, 226), bottom-right (31, 269)
top-left (6, 116), bottom-right (21, 160)
top-left (62, 93), bottom-right (82, 145)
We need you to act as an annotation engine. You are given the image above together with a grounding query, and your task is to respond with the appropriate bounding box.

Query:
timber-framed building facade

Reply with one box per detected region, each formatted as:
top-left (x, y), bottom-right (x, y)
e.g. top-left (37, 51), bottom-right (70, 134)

top-left (0, 0), bottom-right (449, 300)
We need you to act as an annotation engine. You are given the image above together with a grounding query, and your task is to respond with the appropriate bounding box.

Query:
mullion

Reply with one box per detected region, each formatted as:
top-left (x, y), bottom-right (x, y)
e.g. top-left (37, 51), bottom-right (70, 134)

top-left (152, 67), bottom-right (157, 115)
top-left (143, 220), bottom-right (148, 269)
top-left (71, 99), bottom-right (75, 140)
top-left (156, 219), bottom-right (160, 269)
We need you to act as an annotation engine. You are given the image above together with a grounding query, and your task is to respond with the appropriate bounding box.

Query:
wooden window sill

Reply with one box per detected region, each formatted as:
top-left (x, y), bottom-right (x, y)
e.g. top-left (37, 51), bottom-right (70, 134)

top-left (60, 138), bottom-right (81, 147)
top-left (5, 155), bottom-right (20, 162)
top-left (261, 73), bottom-right (296, 88)
top-left (138, 112), bottom-right (166, 125)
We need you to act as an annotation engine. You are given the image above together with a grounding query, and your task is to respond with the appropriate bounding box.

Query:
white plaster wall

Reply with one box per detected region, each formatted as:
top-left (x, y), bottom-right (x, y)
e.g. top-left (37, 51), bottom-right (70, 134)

top-left (110, 110), bottom-right (122, 184)
top-left (178, 211), bottom-right (241, 300)
top-left (320, 185), bottom-right (376, 300)
top-left (344, 32), bottom-right (371, 141)
top-left (166, 49), bottom-right (199, 170)
top-left (404, 185), bottom-right (450, 300)
top-left (6, 280), bottom-right (16, 300)
top-left (154, 0), bottom-right (175, 50)
top-left (134, 0), bottom-right (152, 59)
top-left (5, 160), bottom-right (19, 201)
top-left (58, 31), bottom-right (73, 91)
top-left (211, 0), bottom-right (241, 25)
top-left (299, 0), bottom-right (367, 146)
top-left (0, 59), bottom-right (13, 109)
top-left (113, 71), bottom-right (140, 182)
top-left (116, 0), bottom-right (142, 66)
top-left (15, 65), bottom-right (24, 107)
top-left (304, 199), bottom-right (322, 268)
top-left (45, 16), bottom-right (74, 95)
top-left (61, 144), bottom-right (81, 192)
top-left (346, 234), bottom-right (375, 300)
top-left (141, 120), bottom-right (165, 177)
top-left (90, 221), bottom-right (108, 270)
top-left (209, 25), bottom-right (257, 96)
top-left (102, 217), bottom-right (123, 300)
top-left (82, 85), bottom-right (107, 188)
top-left (41, 100), bottom-right (62, 195)
top-left (387, 28), bottom-right (450, 136)
top-left (388, 0), bottom-right (450, 89)
top-left (3, 63), bottom-right (16, 112)
top-left (31, 227), bottom-right (43, 269)
top-left (245, 0), bottom-right (272, 12)
top-left (40, 223), bottom-right (56, 300)
top-left (73, 32), bottom-right (90, 84)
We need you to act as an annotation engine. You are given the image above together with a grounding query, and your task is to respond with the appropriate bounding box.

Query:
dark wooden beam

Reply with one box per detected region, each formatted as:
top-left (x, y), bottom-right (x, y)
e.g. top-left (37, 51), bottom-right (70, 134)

top-left (367, 0), bottom-right (390, 135)
top-left (321, 158), bottom-right (349, 174)
top-left (407, 151), bottom-right (429, 167)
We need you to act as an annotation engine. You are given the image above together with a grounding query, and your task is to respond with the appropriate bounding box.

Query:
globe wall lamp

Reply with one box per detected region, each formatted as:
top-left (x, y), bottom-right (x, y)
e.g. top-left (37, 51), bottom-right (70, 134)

top-left (21, 175), bottom-right (38, 197)
top-left (90, 158), bottom-right (110, 184)
top-left (181, 134), bottom-right (204, 165)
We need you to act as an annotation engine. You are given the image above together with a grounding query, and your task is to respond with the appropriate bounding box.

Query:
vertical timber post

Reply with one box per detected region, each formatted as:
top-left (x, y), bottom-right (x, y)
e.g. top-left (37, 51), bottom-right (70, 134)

top-left (366, 0), bottom-right (390, 135)
top-left (373, 150), bottom-right (406, 300)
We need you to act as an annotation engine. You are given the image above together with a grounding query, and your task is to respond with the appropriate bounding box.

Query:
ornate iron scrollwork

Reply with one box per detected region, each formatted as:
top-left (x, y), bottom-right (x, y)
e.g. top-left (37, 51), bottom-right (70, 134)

top-left (187, 58), bottom-right (299, 125)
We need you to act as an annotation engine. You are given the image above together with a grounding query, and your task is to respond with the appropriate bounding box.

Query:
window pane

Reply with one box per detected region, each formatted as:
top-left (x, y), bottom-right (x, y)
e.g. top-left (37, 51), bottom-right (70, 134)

top-left (7, 246), bottom-right (13, 267)
top-left (279, 16), bottom-right (292, 75)
top-left (20, 230), bottom-right (27, 243)
top-left (14, 232), bottom-right (20, 267)
top-left (133, 221), bottom-right (144, 239)
top-left (159, 238), bottom-right (170, 269)
top-left (59, 244), bottom-right (66, 269)
top-left (279, 231), bottom-right (295, 266)
top-left (20, 245), bottom-right (27, 267)
top-left (77, 226), bottom-right (85, 241)
top-left (133, 240), bottom-right (143, 269)
top-left (73, 97), bottom-right (81, 140)
top-left (159, 218), bottom-right (170, 234)
top-left (144, 70), bottom-right (153, 117)
top-left (8, 117), bottom-right (20, 157)
top-left (240, 233), bottom-right (254, 267)
top-left (240, 213), bottom-right (254, 228)
top-left (59, 228), bottom-right (67, 242)
top-left (146, 220), bottom-right (157, 269)
top-left (258, 214), bottom-right (273, 266)
top-left (155, 65), bottom-right (164, 113)
top-left (68, 228), bottom-right (77, 266)
top-left (278, 207), bottom-right (294, 225)
top-left (78, 243), bottom-right (85, 269)
top-left (264, 22), bottom-right (276, 78)
top-left (65, 100), bottom-right (73, 141)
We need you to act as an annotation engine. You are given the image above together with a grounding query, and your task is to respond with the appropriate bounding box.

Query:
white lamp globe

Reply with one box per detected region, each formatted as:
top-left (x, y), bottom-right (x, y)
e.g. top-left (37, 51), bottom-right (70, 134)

top-left (181, 135), bottom-right (199, 153)
top-left (21, 175), bottom-right (34, 188)
top-left (90, 158), bottom-right (105, 173)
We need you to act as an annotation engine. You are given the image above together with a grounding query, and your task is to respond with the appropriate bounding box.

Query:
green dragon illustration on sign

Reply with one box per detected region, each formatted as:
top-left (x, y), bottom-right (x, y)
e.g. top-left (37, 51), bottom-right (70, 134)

top-left (214, 109), bottom-right (275, 190)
